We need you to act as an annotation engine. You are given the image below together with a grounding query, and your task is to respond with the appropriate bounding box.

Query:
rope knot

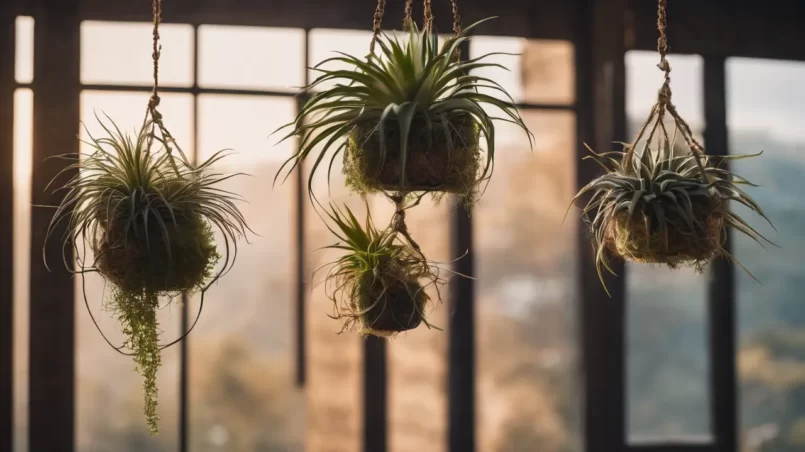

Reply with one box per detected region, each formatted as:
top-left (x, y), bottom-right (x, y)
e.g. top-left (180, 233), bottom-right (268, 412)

top-left (149, 94), bottom-right (161, 108)
top-left (657, 82), bottom-right (672, 105)
top-left (390, 194), bottom-right (406, 233)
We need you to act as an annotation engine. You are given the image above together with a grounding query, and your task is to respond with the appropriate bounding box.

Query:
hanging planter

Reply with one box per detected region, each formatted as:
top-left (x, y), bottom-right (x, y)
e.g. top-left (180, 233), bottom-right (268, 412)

top-left (320, 200), bottom-right (446, 337)
top-left (274, 0), bottom-right (532, 205)
top-left (43, 0), bottom-right (249, 435)
top-left (570, 0), bottom-right (774, 294)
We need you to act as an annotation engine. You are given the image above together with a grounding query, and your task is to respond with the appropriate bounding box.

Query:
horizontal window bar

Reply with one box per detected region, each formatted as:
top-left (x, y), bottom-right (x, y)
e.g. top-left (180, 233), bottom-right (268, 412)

top-left (628, 435), bottom-right (715, 452)
top-left (80, 83), bottom-right (297, 97)
top-left (628, 446), bottom-right (716, 452)
top-left (20, 81), bottom-right (579, 112)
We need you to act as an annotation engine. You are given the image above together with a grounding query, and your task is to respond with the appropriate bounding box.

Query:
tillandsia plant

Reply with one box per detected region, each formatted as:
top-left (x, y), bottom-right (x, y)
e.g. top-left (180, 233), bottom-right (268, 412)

top-left (44, 115), bottom-right (249, 434)
top-left (273, 15), bottom-right (532, 204)
top-left (319, 202), bottom-right (447, 337)
top-left (570, 0), bottom-right (774, 295)
top-left (571, 132), bottom-right (774, 294)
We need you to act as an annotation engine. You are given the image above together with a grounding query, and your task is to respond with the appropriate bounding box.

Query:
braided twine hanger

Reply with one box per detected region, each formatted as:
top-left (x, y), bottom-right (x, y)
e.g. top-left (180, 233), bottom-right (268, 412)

top-left (369, 0), bottom-right (463, 57)
top-left (146, 0), bottom-right (189, 174)
top-left (623, 0), bottom-right (707, 178)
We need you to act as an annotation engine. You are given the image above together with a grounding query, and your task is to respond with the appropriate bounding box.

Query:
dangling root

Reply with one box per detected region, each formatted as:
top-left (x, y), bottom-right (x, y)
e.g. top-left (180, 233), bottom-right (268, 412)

top-left (109, 288), bottom-right (162, 435)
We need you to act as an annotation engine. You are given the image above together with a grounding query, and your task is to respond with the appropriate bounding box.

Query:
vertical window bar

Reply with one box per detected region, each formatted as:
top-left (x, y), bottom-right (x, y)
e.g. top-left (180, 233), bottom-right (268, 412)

top-left (295, 29), bottom-right (309, 388)
top-left (448, 38), bottom-right (475, 452)
top-left (363, 337), bottom-right (387, 452)
top-left (28, 1), bottom-right (80, 451)
top-left (0, 10), bottom-right (15, 452)
top-left (577, 1), bottom-right (627, 451)
top-left (703, 56), bottom-right (736, 452)
top-left (448, 198), bottom-right (474, 452)
top-left (177, 22), bottom-right (201, 452)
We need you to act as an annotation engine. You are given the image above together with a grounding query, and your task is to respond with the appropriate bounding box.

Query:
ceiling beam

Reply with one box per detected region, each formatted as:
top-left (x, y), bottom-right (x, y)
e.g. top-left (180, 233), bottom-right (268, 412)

top-left (628, 0), bottom-right (805, 61)
top-left (17, 0), bottom-right (577, 40)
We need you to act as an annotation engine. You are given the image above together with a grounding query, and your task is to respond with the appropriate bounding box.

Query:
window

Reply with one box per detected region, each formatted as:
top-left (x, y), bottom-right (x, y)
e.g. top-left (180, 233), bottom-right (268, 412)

top-left (76, 90), bottom-right (192, 451)
top-left (198, 25), bottom-right (304, 91)
top-left (12, 4), bottom-right (805, 452)
top-left (80, 21), bottom-right (193, 87)
top-left (188, 94), bottom-right (302, 451)
top-left (624, 52), bottom-right (712, 443)
top-left (73, 22), bottom-right (308, 451)
top-left (12, 16), bottom-right (33, 452)
top-left (727, 58), bottom-right (805, 452)
top-left (472, 37), bottom-right (580, 452)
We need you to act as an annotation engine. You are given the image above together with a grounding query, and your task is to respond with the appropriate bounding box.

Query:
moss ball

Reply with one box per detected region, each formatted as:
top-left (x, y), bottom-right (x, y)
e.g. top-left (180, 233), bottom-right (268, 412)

top-left (356, 269), bottom-right (426, 336)
top-left (344, 112), bottom-right (481, 196)
top-left (605, 194), bottom-right (725, 268)
top-left (95, 212), bottom-right (219, 295)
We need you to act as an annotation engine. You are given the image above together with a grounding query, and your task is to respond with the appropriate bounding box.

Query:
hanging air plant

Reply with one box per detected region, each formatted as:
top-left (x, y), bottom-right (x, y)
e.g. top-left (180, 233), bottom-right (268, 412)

top-left (46, 116), bottom-right (248, 433)
top-left (570, 0), bottom-right (774, 294)
top-left (319, 201), bottom-right (446, 337)
top-left (43, 0), bottom-right (249, 435)
top-left (274, 0), bottom-right (532, 205)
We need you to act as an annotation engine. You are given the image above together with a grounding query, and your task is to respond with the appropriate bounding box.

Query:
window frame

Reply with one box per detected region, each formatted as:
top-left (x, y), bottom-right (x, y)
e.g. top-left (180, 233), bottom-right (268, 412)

top-left (5, 1), bottom-right (805, 452)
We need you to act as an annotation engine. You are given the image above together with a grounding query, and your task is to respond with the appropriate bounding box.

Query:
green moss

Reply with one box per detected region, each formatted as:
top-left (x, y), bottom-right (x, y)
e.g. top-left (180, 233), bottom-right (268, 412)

top-left (343, 113), bottom-right (481, 204)
top-left (109, 288), bottom-right (161, 434)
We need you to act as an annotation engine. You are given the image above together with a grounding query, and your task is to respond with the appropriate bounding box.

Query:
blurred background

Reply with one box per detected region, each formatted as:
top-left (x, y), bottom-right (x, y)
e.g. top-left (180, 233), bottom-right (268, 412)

top-left (2, 1), bottom-right (805, 452)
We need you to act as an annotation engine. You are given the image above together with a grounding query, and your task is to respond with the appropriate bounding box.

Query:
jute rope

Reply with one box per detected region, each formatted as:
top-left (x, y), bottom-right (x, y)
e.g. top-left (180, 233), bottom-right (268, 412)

top-left (403, 0), bottom-right (414, 29)
top-left (623, 0), bottom-right (707, 177)
top-left (146, 0), bottom-right (187, 176)
top-left (369, 0), bottom-right (386, 57)
top-left (423, 0), bottom-right (433, 33)
top-left (389, 193), bottom-right (425, 260)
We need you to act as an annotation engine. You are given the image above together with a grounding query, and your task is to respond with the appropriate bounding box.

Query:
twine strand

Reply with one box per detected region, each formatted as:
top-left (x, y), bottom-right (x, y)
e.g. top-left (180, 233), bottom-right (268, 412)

top-left (145, 0), bottom-right (188, 176)
top-left (403, 0), bottom-right (413, 30)
top-left (369, 0), bottom-right (386, 57)
top-left (450, 0), bottom-right (462, 35)
top-left (390, 194), bottom-right (424, 258)
top-left (148, 0), bottom-right (162, 122)
top-left (450, 0), bottom-right (462, 60)
top-left (423, 0), bottom-right (433, 33)
top-left (623, 0), bottom-right (707, 178)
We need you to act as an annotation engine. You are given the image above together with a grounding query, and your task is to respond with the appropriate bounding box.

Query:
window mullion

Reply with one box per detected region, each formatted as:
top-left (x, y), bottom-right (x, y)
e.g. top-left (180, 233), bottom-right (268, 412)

top-left (703, 55), bottom-right (736, 452)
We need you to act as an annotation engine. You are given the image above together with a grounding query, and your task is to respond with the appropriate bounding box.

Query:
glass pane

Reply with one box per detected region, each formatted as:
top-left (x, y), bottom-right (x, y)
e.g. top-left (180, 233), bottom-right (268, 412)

top-left (75, 91), bottom-right (192, 450)
top-left (476, 110), bottom-right (580, 452)
top-left (304, 150), bottom-right (363, 452)
top-left (187, 95), bottom-right (304, 451)
top-left (470, 37), bottom-right (574, 105)
top-left (727, 58), bottom-right (805, 452)
top-left (198, 25), bottom-right (305, 91)
top-left (625, 51), bottom-right (712, 442)
top-left (79, 91), bottom-right (193, 153)
top-left (369, 197), bottom-right (448, 452)
top-left (308, 29), bottom-right (373, 92)
top-left (81, 21), bottom-right (193, 86)
top-left (13, 88), bottom-right (33, 452)
top-left (15, 17), bottom-right (33, 84)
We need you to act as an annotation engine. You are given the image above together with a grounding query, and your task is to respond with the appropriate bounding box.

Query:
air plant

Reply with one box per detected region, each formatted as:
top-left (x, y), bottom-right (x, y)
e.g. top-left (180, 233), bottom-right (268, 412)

top-left (274, 17), bottom-right (532, 204)
top-left (571, 129), bottom-right (775, 295)
top-left (319, 203), bottom-right (446, 337)
top-left (44, 115), bottom-right (249, 434)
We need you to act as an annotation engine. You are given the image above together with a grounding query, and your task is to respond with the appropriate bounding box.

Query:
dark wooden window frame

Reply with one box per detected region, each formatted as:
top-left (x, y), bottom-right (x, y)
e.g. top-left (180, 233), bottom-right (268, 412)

top-left (3, 1), bottom-right (805, 452)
